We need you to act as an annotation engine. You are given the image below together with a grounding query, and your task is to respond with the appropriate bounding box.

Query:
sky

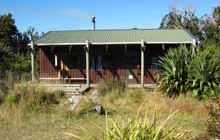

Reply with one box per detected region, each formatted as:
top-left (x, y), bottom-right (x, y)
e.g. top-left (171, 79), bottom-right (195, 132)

top-left (0, 0), bottom-right (220, 33)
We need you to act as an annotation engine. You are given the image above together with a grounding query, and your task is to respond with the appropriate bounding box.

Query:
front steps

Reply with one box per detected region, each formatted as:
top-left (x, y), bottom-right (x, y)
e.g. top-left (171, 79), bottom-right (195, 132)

top-left (43, 84), bottom-right (88, 95)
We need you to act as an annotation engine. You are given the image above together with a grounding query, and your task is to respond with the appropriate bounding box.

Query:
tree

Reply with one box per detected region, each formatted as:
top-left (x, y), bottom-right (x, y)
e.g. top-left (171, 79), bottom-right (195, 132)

top-left (160, 7), bottom-right (183, 29)
top-left (201, 6), bottom-right (220, 44)
top-left (0, 13), bottom-right (37, 79)
top-left (160, 6), bottom-right (201, 40)
top-left (24, 26), bottom-right (44, 79)
top-left (0, 13), bottom-right (18, 74)
top-left (25, 26), bottom-right (42, 43)
top-left (0, 13), bottom-right (18, 47)
top-left (182, 9), bottom-right (201, 39)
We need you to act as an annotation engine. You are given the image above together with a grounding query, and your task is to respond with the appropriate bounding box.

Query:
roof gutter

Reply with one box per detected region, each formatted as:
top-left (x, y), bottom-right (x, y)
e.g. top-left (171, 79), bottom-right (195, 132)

top-left (32, 41), bottom-right (194, 46)
top-left (28, 42), bottom-right (86, 46)
top-left (147, 41), bottom-right (194, 44)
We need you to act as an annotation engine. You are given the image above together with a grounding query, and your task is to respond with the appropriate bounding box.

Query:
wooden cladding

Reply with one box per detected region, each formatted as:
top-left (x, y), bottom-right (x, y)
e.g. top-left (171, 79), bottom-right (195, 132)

top-left (39, 45), bottom-right (166, 84)
top-left (40, 48), bottom-right (58, 78)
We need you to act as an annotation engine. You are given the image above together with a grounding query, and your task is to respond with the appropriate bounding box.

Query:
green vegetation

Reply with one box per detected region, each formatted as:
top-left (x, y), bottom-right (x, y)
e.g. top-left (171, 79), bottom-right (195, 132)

top-left (188, 47), bottom-right (220, 98)
top-left (160, 6), bottom-right (220, 44)
top-left (3, 82), bottom-right (64, 112)
top-left (207, 98), bottom-right (220, 139)
top-left (0, 82), bottom-right (210, 140)
top-left (159, 45), bottom-right (195, 96)
top-left (159, 5), bottom-right (220, 99)
top-left (98, 79), bottom-right (126, 95)
top-left (0, 4), bottom-right (220, 140)
top-left (0, 13), bottom-right (42, 82)
top-left (103, 111), bottom-right (183, 140)
top-left (160, 45), bottom-right (220, 99)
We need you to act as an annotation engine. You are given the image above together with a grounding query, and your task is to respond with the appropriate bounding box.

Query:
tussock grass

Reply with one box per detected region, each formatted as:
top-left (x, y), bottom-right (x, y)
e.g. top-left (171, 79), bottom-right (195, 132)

top-left (0, 82), bottom-right (209, 140)
top-left (4, 83), bottom-right (64, 113)
top-left (97, 88), bottom-right (146, 115)
top-left (143, 93), bottom-right (208, 136)
top-left (64, 97), bottom-right (96, 118)
top-left (207, 97), bottom-right (220, 139)
top-left (65, 87), bottom-right (208, 139)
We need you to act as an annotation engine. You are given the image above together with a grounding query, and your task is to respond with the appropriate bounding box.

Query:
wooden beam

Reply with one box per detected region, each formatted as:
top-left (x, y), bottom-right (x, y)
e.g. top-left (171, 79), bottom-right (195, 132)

top-left (31, 41), bottom-right (35, 82)
top-left (54, 54), bottom-right (58, 66)
top-left (105, 44), bottom-right (108, 52)
top-left (124, 44), bottom-right (127, 53)
top-left (68, 45), bottom-right (72, 53)
top-left (141, 39), bottom-right (145, 87)
top-left (192, 38), bottom-right (196, 46)
top-left (162, 44), bottom-right (165, 51)
top-left (85, 40), bottom-right (90, 88)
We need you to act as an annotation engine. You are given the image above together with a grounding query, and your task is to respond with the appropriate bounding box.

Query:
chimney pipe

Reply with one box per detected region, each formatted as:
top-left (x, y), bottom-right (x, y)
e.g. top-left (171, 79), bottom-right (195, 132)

top-left (92, 16), bottom-right (96, 30)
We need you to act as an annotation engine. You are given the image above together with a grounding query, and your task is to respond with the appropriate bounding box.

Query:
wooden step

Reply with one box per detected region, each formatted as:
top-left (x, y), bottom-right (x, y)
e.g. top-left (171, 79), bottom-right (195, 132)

top-left (42, 84), bottom-right (82, 94)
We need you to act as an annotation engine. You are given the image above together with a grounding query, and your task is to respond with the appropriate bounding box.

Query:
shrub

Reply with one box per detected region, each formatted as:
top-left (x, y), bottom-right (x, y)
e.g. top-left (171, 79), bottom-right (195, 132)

top-left (10, 53), bottom-right (31, 79)
top-left (160, 44), bottom-right (220, 98)
top-left (188, 47), bottom-right (220, 98)
top-left (213, 86), bottom-right (220, 97)
top-left (0, 88), bottom-right (5, 104)
top-left (5, 84), bottom-right (64, 111)
top-left (0, 72), bottom-right (16, 104)
top-left (104, 113), bottom-right (184, 140)
top-left (5, 94), bottom-right (19, 107)
top-left (21, 85), bottom-right (64, 111)
top-left (207, 98), bottom-right (220, 139)
top-left (159, 45), bottom-right (196, 96)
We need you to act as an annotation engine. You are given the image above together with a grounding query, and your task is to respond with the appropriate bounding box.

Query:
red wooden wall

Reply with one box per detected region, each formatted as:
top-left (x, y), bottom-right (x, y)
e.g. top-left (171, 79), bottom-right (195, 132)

top-left (39, 44), bottom-right (175, 84)
top-left (40, 48), bottom-right (58, 78)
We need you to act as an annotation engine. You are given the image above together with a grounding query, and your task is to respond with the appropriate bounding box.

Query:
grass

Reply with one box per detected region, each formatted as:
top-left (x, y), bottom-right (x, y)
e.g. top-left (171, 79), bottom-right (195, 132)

top-left (97, 89), bottom-right (208, 136)
top-left (101, 110), bottom-right (184, 140)
top-left (0, 84), bottom-right (209, 140)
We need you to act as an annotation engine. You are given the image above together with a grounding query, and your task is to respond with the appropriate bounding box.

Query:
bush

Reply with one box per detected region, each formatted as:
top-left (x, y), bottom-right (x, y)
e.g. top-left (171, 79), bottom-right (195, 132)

top-left (0, 72), bottom-right (16, 104)
top-left (22, 85), bottom-right (64, 111)
top-left (0, 87), bottom-right (5, 104)
top-left (207, 98), bottom-right (220, 139)
top-left (160, 44), bottom-right (220, 98)
top-left (159, 45), bottom-right (196, 96)
top-left (5, 94), bottom-right (19, 107)
top-left (104, 110), bottom-right (185, 140)
top-left (0, 71), bottom-right (32, 103)
top-left (188, 47), bottom-right (220, 98)
top-left (5, 84), bottom-right (64, 111)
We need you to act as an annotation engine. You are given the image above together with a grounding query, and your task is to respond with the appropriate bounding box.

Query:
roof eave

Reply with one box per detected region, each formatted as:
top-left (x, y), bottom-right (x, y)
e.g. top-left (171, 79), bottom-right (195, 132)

top-left (35, 41), bottom-right (194, 46)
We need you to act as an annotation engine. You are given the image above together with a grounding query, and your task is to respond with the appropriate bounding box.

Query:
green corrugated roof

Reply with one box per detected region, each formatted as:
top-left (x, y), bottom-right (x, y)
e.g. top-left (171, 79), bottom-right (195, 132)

top-left (36, 29), bottom-right (195, 45)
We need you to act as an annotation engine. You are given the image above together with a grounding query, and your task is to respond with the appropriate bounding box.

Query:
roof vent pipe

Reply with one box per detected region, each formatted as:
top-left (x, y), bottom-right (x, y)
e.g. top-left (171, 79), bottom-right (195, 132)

top-left (92, 16), bottom-right (96, 30)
